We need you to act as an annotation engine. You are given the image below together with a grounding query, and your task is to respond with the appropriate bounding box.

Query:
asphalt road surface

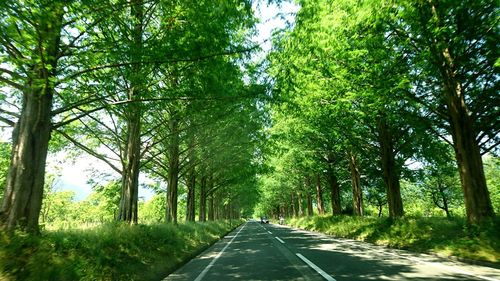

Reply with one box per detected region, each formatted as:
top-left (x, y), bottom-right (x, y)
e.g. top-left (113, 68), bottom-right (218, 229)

top-left (163, 220), bottom-right (500, 281)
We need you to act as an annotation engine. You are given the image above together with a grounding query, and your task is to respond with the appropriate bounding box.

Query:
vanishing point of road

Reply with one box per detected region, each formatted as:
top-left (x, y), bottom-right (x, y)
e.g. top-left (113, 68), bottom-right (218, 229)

top-left (163, 220), bottom-right (500, 281)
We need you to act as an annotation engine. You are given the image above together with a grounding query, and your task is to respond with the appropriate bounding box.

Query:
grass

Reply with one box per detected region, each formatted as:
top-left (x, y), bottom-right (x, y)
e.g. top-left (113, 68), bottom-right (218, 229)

top-left (287, 215), bottom-right (500, 264)
top-left (0, 220), bottom-right (241, 281)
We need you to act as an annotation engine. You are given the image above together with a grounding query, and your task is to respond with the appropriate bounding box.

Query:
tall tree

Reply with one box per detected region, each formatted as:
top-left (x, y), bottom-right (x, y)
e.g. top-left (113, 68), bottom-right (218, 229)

top-left (0, 0), bottom-right (73, 232)
top-left (388, 0), bottom-right (498, 223)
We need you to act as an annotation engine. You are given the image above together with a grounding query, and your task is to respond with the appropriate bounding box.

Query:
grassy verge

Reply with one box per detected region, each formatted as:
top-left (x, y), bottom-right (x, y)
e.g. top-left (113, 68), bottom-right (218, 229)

top-left (287, 215), bottom-right (499, 264)
top-left (0, 220), bottom-right (241, 281)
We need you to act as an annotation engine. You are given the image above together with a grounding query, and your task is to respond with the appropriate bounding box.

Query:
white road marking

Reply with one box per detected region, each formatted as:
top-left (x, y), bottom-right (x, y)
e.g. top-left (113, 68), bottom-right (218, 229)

top-left (275, 237), bottom-right (285, 244)
top-left (194, 223), bottom-right (246, 281)
top-left (268, 231), bottom-right (272, 234)
top-left (296, 253), bottom-right (336, 281)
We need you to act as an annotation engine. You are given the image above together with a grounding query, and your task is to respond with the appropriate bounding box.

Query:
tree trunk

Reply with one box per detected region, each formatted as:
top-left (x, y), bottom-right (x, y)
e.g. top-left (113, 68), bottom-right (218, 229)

top-left (0, 4), bottom-right (63, 233)
top-left (207, 176), bottom-right (215, 221)
top-left (186, 170), bottom-right (196, 222)
top-left (214, 193), bottom-right (220, 220)
top-left (446, 59), bottom-right (495, 223)
top-left (349, 152), bottom-right (364, 216)
top-left (119, 114), bottom-right (141, 223)
top-left (377, 115), bottom-right (404, 218)
top-left (438, 183), bottom-right (451, 218)
top-left (297, 192), bottom-right (304, 216)
top-left (199, 176), bottom-right (207, 222)
top-left (305, 177), bottom-right (314, 216)
top-left (443, 57), bottom-right (493, 223)
top-left (427, 1), bottom-right (494, 223)
top-left (185, 135), bottom-right (196, 221)
top-left (166, 117), bottom-right (180, 223)
top-left (291, 193), bottom-right (297, 217)
top-left (306, 193), bottom-right (314, 216)
top-left (315, 174), bottom-right (325, 215)
top-left (326, 168), bottom-right (342, 215)
top-left (377, 199), bottom-right (383, 218)
top-left (118, 0), bottom-right (144, 224)
top-left (1, 88), bottom-right (54, 232)
top-left (208, 195), bottom-right (214, 221)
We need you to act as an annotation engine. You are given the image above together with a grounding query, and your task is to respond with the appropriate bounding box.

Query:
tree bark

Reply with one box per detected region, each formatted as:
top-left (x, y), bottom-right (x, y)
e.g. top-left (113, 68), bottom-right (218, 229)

top-left (432, 181), bottom-right (451, 218)
top-left (377, 115), bottom-right (404, 218)
top-left (186, 168), bottom-right (196, 222)
top-left (0, 3), bottom-right (63, 233)
top-left (118, 114), bottom-right (141, 223)
top-left (349, 152), bottom-right (364, 216)
top-left (207, 176), bottom-right (215, 221)
top-left (118, 0), bottom-right (144, 224)
top-left (428, 1), bottom-right (494, 223)
top-left (443, 57), bottom-right (493, 223)
top-left (304, 177), bottom-right (314, 216)
top-left (199, 176), bottom-right (207, 222)
top-left (297, 192), bottom-right (304, 216)
top-left (326, 167), bottom-right (342, 215)
top-left (291, 193), bottom-right (297, 217)
top-left (1, 86), bottom-right (54, 232)
top-left (214, 193), bottom-right (221, 220)
top-left (315, 174), bottom-right (325, 215)
top-left (208, 195), bottom-right (214, 221)
top-left (166, 117), bottom-right (180, 223)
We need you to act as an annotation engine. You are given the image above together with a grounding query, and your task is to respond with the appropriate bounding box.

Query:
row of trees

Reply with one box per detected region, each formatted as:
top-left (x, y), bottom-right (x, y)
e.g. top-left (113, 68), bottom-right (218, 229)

top-left (259, 0), bottom-right (498, 223)
top-left (0, 0), bottom-right (265, 233)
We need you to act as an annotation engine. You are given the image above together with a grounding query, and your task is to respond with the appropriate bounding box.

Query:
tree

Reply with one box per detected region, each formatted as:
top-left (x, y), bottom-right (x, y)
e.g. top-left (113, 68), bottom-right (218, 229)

top-left (387, 0), bottom-right (498, 223)
top-left (0, 0), bottom-right (74, 232)
top-left (422, 151), bottom-right (463, 218)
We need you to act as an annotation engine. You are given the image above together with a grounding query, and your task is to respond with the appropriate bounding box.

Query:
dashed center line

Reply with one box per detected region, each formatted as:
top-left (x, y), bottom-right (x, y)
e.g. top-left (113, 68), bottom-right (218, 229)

top-left (275, 237), bottom-right (285, 244)
top-left (296, 253), bottom-right (336, 281)
top-left (268, 231), bottom-right (272, 234)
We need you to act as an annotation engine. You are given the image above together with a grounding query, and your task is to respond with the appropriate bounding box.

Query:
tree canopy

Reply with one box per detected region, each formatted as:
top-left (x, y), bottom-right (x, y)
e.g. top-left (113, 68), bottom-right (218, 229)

top-left (0, 0), bottom-right (498, 233)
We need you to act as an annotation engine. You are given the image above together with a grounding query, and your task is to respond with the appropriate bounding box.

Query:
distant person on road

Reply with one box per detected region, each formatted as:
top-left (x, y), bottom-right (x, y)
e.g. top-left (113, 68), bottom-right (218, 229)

top-left (279, 215), bottom-right (284, 225)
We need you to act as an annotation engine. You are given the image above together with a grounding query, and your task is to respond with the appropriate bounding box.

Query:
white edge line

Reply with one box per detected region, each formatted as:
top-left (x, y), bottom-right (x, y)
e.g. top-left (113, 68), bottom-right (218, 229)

top-left (296, 253), bottom-right (336, 281)
top-left (275, 237), bottom-right (285, 244)
top-left (194, 223), bottom-right (246, 281)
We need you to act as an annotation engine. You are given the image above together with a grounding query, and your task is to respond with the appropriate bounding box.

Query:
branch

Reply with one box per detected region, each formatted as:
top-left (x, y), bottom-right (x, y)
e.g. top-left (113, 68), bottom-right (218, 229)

top-left (476, 119), bottom-right (500, 143)
top-left (52, 95), bottom-right (107, 116)
top-left (52, 104), bottom-right (108, 129)
top-left (480, 138), bottom-right (500, 156)
top-left (0, 76), bottom-right (24, 91)
top-left (0, 67), bottom-right (25, 80)
top-left (55, 129), bottom-right (122, 174)
top-left (0, 107), bottom-right (19, 118)
top-left (0, 115), bottom-right (15, 127)
top-left (76, 116), bottom-right (123, 160)
top-left (62, 45), bottom-right (260, 82)
top-left (0, 34), bottom-right (24, 60)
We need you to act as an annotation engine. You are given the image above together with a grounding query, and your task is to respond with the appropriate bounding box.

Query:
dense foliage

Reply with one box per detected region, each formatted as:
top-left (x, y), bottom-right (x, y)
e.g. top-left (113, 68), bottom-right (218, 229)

top-left (0, 0), bottom-right (264, 231)
top-left (260, 0), bottom-right (499, 224)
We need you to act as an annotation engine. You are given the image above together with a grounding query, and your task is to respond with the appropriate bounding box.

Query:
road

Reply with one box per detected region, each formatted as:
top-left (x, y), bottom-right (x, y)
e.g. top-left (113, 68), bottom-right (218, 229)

top-left (163, 220), bottom-right (500, 281)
